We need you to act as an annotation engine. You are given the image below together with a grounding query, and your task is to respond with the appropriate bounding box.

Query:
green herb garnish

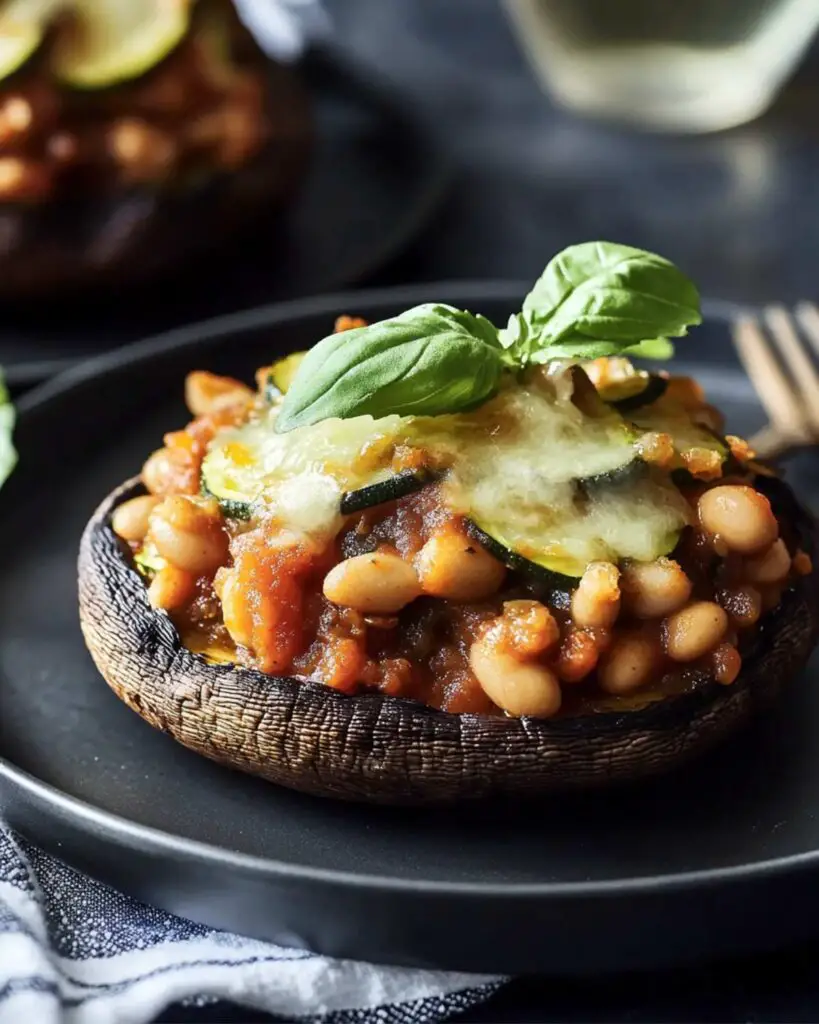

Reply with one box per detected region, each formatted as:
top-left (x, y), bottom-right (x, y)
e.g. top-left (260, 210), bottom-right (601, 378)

top-left (276, 241), bottom-right (701, 433)
top-left (0, 368), bottom-right (16, 489)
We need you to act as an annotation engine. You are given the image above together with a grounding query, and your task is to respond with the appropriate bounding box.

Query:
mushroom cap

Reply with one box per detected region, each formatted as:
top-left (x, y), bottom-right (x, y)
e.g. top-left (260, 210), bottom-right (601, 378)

top-left (78, 475), bottom-right (819, 805)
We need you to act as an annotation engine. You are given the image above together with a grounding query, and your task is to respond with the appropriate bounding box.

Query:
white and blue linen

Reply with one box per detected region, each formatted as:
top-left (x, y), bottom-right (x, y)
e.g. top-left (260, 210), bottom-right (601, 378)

top-left (0, 827), bottom-right (502, 1023)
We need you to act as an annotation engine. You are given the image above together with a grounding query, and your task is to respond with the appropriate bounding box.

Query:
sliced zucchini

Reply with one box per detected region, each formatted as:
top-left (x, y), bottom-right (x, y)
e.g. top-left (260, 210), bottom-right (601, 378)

top-left (422, 384), bottom-right (639, 490)
top-left (340, 469), bottom-right (437, 515)
top-left (466, 519), bottom-right (580, 590)
top-left (579, 459), bottom-right (644, 491)
top-left (462, 475), bottom-right (689, 582)
top-left (265, 351), bottom-right (307, 403)
top-left (200, 364), bottom-right (699, 574)
top-left (0, 1), bottom-right (45, 82)
top-left (53, 0), bottom-right (191, 89)
top-left (607, 375), bottom-right (668, 412)
top-left (205, 459), bottom-right (434, 522)
top-left (632, 406), bottom-right (727, 471)
top-left (201, 411), bottom-right (410, 536)
top-left (430, 383), bottom-right (671, 577)
top-left (201, 475), bottom-right (254, 521)
top-left (0, 0), bottom-right (74, 83)
top-left (133, 542), bottom-right (165, 576)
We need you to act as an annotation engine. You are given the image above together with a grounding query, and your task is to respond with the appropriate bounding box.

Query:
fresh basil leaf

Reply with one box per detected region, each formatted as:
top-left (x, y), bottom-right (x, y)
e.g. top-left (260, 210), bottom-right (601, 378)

top-left (498, 311), bottom-right (534, 359)
top-left (512, 241), bottom-right (700, 361)
top-left (623, 337), bottom-right (675, 360)
top-left (525, 335), bottom-right (637, 363)
top-left (500, 313), bottom-right (676, 364)
top-left (0, 368), bottom-right (16, 489)
top-left (276, 242), bottom-right (698, 429)
top-left (276, 304), bottom-right (505, 433)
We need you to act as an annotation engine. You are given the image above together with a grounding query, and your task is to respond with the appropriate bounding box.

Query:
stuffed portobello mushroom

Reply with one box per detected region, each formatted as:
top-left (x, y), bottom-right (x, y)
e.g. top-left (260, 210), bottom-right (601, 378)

top-left (0, 0), bottom-right (311, 297)
top-left (79, 243), bottom-right (819, 804)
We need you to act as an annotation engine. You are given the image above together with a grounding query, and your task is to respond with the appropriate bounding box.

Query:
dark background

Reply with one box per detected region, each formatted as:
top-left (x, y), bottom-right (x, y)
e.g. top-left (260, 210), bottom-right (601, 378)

top-left (23, 0), bottom-right (819, 1019)
top-left (338, 0), bottom-right (819, 307)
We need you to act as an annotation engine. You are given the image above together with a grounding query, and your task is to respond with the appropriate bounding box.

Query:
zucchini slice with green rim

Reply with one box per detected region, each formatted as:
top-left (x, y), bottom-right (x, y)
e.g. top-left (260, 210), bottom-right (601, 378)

top-left (201, 475), bottom-right (254, 521)
top-left (265, 351), bottom-right (307, 402)
top-left (465, 520), bottom-right (580, 590)
top-left (607, 375), bottom-right (668, 412)
top-left (340, 469), bottom-right (438, 515)
top-left (53, 0), bottom-right (191, 89)
top-left (631, 406), bottom-right (727, 467)
top-left (0, 1), bottom-right (44, 83)
top-left (133, 543), bottom-right (165, 576)
top-left (579, 458), bottom-right (645, 491)
top-left (203, 464), bottom-right (437, 521)
top-left (201, 414), bottom-right (434, 524)
top-left (462, 473), bottom-right (689, 585)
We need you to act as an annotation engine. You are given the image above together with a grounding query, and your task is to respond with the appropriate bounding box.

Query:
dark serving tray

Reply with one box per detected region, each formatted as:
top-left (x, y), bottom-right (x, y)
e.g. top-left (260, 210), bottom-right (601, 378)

top-left (3, 283), bottom-right (819, 976)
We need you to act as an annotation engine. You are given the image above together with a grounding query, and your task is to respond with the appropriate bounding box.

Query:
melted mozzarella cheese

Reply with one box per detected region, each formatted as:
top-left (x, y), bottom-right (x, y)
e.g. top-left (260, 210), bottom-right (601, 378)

top-left (202, 376), bottom-right (692, 568)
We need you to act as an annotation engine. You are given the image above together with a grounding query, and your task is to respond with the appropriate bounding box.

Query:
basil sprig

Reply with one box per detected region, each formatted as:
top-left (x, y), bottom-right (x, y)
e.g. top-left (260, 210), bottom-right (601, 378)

top-left (0, 368), bottom-right (16, 490)
top-left (275, 305), bottom-right (509, 433)
top-left (500, 241), bottom-right (701, 364)
top-left (276, 241), bottom-right (701, 433)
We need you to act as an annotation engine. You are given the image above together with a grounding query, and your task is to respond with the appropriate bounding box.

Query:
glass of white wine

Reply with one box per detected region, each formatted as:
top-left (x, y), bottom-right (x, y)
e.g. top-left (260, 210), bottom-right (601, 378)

top-left (503, 0), bottom-right (819, 132)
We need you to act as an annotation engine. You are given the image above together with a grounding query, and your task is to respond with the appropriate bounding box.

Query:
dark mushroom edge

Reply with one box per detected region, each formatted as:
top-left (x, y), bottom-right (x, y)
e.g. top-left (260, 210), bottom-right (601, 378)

top-left (79, 475), bottom-right (819, 806)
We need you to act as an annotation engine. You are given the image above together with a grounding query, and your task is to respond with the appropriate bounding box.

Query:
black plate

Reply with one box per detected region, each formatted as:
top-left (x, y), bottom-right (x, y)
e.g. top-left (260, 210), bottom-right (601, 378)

top-left (0, 49), bottom-right (449, 391)
top-left (3, 284), bottom-right (819, 977)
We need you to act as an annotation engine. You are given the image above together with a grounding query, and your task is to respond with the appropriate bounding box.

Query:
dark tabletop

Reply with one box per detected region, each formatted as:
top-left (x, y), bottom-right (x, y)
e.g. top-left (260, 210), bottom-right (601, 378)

top-left (46, 0), bottom-right (819, 1020)
top-left (341, 0), bottom-right (819, 308)
top-left (158, 942), bottom-right (819, 1022)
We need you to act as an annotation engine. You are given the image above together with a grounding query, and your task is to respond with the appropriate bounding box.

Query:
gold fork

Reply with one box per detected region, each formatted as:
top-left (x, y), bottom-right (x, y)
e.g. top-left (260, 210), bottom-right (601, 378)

top-left (731, 303), bottom-right (819, 460)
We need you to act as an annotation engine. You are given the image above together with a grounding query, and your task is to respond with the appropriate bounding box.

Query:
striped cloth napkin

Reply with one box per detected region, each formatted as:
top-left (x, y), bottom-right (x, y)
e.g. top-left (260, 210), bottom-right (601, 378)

top-left (0, 827), bottom-right (503, 1023)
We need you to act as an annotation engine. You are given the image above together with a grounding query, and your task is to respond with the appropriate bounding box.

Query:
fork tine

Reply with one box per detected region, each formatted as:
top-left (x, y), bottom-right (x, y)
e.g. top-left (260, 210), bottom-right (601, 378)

top-left (748, 422), bottom-right (792, 461)
top-left (763, 305), bottom-right (819, 434)
top-left (795, 301), bottom-right (819, 358)
top-left (731, 315), bottom-right (807, 440)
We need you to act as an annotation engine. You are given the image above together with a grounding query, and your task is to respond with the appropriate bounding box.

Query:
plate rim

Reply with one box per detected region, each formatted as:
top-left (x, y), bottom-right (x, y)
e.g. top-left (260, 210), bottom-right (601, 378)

top-left (3, 281), bottom-right (792, 902)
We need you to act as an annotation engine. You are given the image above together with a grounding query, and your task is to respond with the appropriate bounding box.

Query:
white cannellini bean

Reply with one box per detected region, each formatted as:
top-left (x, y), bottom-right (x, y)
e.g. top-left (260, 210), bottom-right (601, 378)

top-left (469, 638), bottom-right (561, 718)
top-left (742, 538), bottom-right (791, 585)
top-left (323, 552), bottom-right (422, 614)
top-left (415, 532), bottom-right (506, 601)
top-left (149, 496), bottom-right (228, 575)
top-left (571, 561), bottom-right (621, 629)
top-left (698, 485), bottom-right (778, 554)
top-left (665, 601), bottom-right (728, 662)
top-left (111, 495), bottom-right (162, 543)
top-left (620, 558), bottom-right (692, 619)
top-left (598, 634), bottom-right (659, 695)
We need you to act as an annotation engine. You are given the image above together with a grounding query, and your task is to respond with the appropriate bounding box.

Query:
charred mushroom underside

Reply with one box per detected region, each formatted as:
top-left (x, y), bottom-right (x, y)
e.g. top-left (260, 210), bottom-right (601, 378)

top-left (78, 475), bottom-right (819, 805)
